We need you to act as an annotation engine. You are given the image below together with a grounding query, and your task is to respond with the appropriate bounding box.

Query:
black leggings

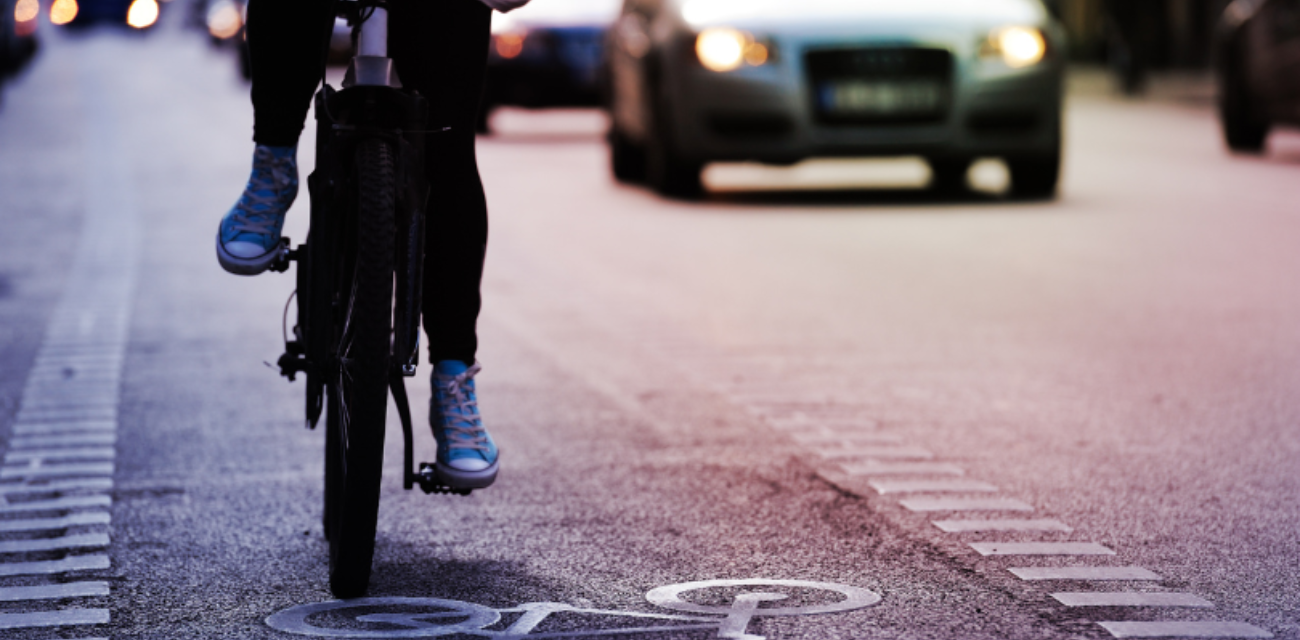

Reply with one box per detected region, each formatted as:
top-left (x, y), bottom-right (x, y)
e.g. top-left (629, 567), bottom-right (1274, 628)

top-left (246, 0), bottom-right (492, 365)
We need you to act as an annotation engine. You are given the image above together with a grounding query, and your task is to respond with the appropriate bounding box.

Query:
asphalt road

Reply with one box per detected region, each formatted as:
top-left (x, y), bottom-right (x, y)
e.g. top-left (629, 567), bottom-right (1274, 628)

top-left (1, 9), bottom-right (1299, 640)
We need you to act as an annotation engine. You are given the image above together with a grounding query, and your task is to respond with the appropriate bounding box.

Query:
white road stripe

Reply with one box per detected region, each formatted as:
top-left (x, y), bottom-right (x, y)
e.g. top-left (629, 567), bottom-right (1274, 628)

top-left (813, 446), bottom-right (934, 460)
top-left (0, 533), bottom-right (110, 553)
top-left (900, 497), bottom-right (1034, 512)
top-left (1009, 566), bottom-right (1160, 581)
top-left (10, 434), bottom-right (117, 449)
top-left (789, 433), bottom-right (904, 445)
top-left (933, 519), bottom-right (1072, 532)
top-left (1098, 621), bottom-right (1273, 638)
top-left (0, 512), bottom-right (110, 533)
top-left (0, 478), bottom-right (114, 495)
top-left (1052, 592), bottom-right (1213, 607)
top-left (1, 462), bottom-right (115, 479)
top-left (840, 462), bottom-right (966, 476)
top-left (13, 421), bottom-right (116, 435)
top-left (16, 410), bottom-right (117, 423)
top-left (0, 495), bottom-right (112, 513)
top-left (871, 480), bottom-right (999, 494)
top-left (970, 542), bottom-right (1116, 556)
top-left (0, 582), bottom-right (109, 602)
top-left (0, 608), bottom-right (110, 630)
top-left (5, 448), bottom-right (116, 463)
top-left (0, 555), bottom-right (111, 577)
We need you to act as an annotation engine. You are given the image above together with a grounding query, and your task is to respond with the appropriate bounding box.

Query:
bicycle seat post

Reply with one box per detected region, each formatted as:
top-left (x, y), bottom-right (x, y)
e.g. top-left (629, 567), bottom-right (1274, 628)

top-left (345, 2), bottom-right (401, 88)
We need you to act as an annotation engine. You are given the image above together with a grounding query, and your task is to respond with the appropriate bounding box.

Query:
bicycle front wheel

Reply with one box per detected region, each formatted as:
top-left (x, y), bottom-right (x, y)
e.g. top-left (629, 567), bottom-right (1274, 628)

top-left (324, 136), bottom-right (397, 598)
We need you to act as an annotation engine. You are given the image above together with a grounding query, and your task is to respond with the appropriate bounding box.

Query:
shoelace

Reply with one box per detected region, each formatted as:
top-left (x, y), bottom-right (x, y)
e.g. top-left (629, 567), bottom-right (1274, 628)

top-left (435, 362), bottom-right (490, 453)
top-left (228, 148), bottom-right (296, 236)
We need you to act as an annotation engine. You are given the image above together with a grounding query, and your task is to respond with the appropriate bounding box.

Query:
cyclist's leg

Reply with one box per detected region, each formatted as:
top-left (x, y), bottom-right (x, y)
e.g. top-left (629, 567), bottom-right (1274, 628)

top-left (217, 0), bottom-right (335, 275)
top-left (389, 0), bottom-right (498, 488)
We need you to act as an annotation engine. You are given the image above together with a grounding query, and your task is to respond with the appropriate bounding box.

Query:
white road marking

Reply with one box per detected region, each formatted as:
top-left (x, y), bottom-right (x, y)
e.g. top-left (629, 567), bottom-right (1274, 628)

top-left (932, 519), bottom-right (1072, 532)
top-left (0, 533), bottom-right (110, 554)
top-left (969, 542), bottom-right (1116, 556)
top-left (840, 461), bottom-right (966, 476)
top-left (0, 609), bottom-right (110, 630)
top-left (870, 479), bottom-right (999, 494)
top-left (5, 448), bottom-right (117, 463)
top-left (1, 462), bottom-right (115, 479)
top-left (1052, 592), bottom-right (1213, 607)
top-left (0, 512), bottom-right (111, 532)
top-left (0, 582), bottom-right (110, 602)
top-left (16, 409), bottom-right (118, 422)
top-left (13, 421), bottom-right (117, 435)
top-left (813, 445), bottom-right (934, 460)
top-left (0, 478), bottom-right (114, 495)
top-left (0, 495), bottom-right (112, 513)
top-left (788, 433), bottom-right (903, 445)
top-left (1098, 621), bottom-right (1273, 638)
top-left (1009, 566), bottom-right (1160, 581)
top-left (900, 497), bottom-right (1034, 512)
top-left (0, 555), bottom-right (111, 577)
top-left (10, 434), bottom-right (117, 449)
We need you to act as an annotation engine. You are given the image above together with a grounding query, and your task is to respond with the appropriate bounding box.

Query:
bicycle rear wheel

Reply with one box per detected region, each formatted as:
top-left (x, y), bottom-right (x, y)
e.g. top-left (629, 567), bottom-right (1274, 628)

top-left (324, 136), bottom-right (397, 598)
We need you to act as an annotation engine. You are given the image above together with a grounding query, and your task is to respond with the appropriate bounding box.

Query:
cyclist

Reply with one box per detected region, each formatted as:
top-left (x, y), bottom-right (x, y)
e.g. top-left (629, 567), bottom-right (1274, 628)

top-left (215, 0), bottom-right (529, 489)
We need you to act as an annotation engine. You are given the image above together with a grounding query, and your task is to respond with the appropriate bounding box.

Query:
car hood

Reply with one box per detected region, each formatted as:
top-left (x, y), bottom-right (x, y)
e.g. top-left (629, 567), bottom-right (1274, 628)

top-left (676, 0), bottom-right (1049, 30)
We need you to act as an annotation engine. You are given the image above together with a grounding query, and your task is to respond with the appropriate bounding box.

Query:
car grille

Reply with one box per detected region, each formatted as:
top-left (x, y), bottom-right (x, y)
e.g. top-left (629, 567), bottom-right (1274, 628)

top-left (805, 47), bottom-right (953, 126)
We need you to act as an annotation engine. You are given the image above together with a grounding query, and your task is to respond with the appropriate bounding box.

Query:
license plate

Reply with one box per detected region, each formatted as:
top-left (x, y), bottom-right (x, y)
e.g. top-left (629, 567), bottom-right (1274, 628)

top-left (817, 80), bottom-right (945, 115)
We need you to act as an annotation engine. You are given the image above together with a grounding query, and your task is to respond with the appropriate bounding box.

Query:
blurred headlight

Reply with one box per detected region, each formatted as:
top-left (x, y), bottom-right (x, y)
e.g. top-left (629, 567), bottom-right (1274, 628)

top-left (985, 26), bottom-right (1046, 68)
top-left (50, 0), bottom-right (78, 25)
top-left (696, 27), bottom-right (769, 72)
top-left (206, 0), bottom-right (243, 39)
top-left (494, 32), bottom-right (527, 59)
top-left (14, 0), bottom-right (39, 35)
top-left (126, 0), bottom-right (158, 28)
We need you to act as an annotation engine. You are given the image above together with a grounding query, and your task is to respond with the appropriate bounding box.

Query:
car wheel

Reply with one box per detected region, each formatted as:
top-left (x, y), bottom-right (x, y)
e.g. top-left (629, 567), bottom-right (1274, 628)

top-left (1218, 46), bottom-right (1268, 153)
top-left (1006, 148), bottom-right (1061, 200)
top-left (928, 157), bottom-right (970, 194)
top-left (609, 129), bottom-right (646, 183)
top-left (645, 86), bottom-right (702, 199)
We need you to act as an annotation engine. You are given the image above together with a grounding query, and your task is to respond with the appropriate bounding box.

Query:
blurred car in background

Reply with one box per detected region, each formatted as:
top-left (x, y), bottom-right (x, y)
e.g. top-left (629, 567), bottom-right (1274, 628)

top-left (605, 0), bottom-right (1066, 198)
top-left (481, 0), bottom-right (620, 132)
top-left (51, 0), bottom-right (161, 29)
top-left (2, 0), bottom-right (39, 79)
top-left (198, 0), bottom-right (249, 78)
top-left (1215, 0), bottom-right (1300, 153)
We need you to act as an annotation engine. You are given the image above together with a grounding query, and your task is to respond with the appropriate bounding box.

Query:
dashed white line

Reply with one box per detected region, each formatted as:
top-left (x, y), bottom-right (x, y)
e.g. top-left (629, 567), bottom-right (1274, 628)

top-left (0, 582), bottom-right (110, 602)
top-left (0, 555), bottom-right (111, 577)
top-left (1052, 592), bottom-right (1213, 607)
top-left (0, 512), bottom-right (111, 533)
top-left (0, 533), bottom-right (110, 554)
top-left (0, 608), bottom-right (111, 630)
top-left (1009, 566), bottom-right (1160, 581)
top-left (969, 542), bottom-right (1116, 556)
top-left (0, 495), bottom-right (112, 513)
top-left (870, 479), bottom-right (999, 495)
top-left (900, 497), bottom-right (1035, 512)
top-left (840, 461), bottom-right (966, 476)
top-left (932, 519), bottom-right (1072, 532)
top-left (1097, 621), bottom-right (1274, 638)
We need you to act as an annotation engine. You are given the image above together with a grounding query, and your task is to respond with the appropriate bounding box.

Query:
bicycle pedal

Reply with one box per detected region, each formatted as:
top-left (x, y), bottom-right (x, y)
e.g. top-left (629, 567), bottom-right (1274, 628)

top-left (415, 463), bottom-right (472, 496)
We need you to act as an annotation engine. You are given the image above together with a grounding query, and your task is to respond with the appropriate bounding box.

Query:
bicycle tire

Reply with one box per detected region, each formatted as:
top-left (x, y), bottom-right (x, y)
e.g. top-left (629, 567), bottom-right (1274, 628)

top-left (324, 136), bottom-right (397, 598)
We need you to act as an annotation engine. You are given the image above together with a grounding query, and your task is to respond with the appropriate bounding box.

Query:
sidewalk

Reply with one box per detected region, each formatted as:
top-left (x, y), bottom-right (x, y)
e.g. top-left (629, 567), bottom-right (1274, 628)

top-left (1067, 64), bottom-right (1216, 109)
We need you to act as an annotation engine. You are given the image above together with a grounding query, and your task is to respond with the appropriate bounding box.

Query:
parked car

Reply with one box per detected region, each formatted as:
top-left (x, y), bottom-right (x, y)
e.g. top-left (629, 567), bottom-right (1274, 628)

top-left (54, 0), bottom-right (160, 29)
top-left (604, 0), bottom-right (1066, 198)
top-left (1215, 0), bottom-right (1300, 153)
top-left (198, 0), bottom-right (250, 78)
top-left (2, 0), bottom-right (39, 79)
top-left (481, 0), bottom-right (621, 131)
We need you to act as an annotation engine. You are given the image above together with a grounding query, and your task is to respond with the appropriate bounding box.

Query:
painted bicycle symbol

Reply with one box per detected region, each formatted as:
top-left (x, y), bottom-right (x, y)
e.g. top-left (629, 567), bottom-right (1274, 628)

top-left (266, 579), bottom-right (880, 639)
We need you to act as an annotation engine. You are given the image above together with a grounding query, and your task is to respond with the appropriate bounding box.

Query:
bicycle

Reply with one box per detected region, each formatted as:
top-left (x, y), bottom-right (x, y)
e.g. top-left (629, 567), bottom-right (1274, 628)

top-left (269, 0), bottom-right (470, 599)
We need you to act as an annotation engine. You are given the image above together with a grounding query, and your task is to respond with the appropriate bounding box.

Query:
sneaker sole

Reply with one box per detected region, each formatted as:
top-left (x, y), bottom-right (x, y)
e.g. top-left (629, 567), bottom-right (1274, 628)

top-left (436, 460), bottom-right (498, 490)
top-left (216, 235), bottom-right (285, 276)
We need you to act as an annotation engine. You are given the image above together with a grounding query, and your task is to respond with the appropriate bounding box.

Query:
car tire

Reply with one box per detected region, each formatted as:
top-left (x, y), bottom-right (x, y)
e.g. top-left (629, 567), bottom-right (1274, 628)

top-left (645, 86), bottom-right (702, 199)
top-left (1218, 45), bottom-right (1268, 154)
top-left (609, 129), bottom-right (646, 183)
top-left (1007, 148), bottom-right (1061, 200)
top-left (928, 157), bottom-right (970, 195)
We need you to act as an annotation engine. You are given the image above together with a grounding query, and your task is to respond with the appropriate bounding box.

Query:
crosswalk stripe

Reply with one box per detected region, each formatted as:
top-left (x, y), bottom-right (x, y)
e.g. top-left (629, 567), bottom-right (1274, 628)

top-left (0, 582), bottom-right (109, 602)
top-left (870, 479), bottom-right (999, 494)
top-left (0, 608), bottom-right (110, 630)
top-left (0, 555), bottom-right (111, 577)
top-left (1009, 566), bottom-right (1160, 581)
top-left (900, 497), bottom-right (1034, 512)
top-left (0, 478), bottom-right (114, 496)
top-left (813, 446), bottom-right (934, 460)
top-left (0, 512), bottom-right (110, 533)
top-left (0, 533), bottom-right (110, 553)
top-left (1098, 621), bottom-right (1273, 638)
top-left (13, 421), bottom-right (116, 435)
top-left (5, 448), bottom-right (116, 463)
top-left (1052, 592), bottom-right (1213, 607)
top-left (933, 519), bottom-right (1072, 532)
top-left (1, 462), bottom-right (115, 479)
top-left (969, 542), bottom-right (1115, 556)
top-left (0, 495), bottom-right (112, 513)
top-left (10, 434), bottom-right (117, 449)
top-left (840, 462), bottom-right (965, 476)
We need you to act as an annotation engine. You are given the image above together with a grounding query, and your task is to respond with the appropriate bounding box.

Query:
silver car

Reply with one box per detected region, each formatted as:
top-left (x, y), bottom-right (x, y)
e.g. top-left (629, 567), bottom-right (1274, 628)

top-left (605, 0), bottom-right (1066, 198)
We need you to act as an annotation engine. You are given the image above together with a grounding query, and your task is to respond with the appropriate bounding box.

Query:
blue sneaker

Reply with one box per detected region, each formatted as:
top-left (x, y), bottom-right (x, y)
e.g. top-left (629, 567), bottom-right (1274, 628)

top-left (216, 144), bottom-right (298, 275)
top-left (430, 360), bottom-right (499, 489)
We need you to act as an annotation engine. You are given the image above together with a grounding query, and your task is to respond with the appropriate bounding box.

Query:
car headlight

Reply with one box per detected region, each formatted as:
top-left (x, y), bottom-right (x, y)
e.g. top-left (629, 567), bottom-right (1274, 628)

top-left (206, 0), bottom-right (243, 39)
top-left (695, 27), bottom-right (769, 72)
top-left (983, 26), bottom-right (1047, 68)
top-left (14, 0), bottom-right (39, 35)
top-left (127, 0), bottom-right (159, 28)
top-left (49, 0), bottom-right (78, 25)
